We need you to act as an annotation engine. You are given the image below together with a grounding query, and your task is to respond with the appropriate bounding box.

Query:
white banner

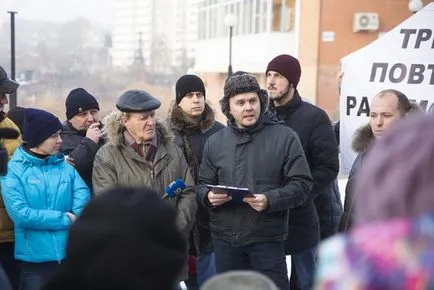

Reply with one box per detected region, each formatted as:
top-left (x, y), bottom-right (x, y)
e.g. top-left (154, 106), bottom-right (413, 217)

top-left (339, 3), bottom-right (434, 174)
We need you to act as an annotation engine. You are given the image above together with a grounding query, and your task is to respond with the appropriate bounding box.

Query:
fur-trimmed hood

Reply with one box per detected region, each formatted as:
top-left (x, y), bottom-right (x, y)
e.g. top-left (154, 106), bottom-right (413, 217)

top-left (352, 124), bottom-right (374, 154)
top-left (101, 110), bottom-right (174, 147)
top-left (168, 102), bottom-right (216, 133)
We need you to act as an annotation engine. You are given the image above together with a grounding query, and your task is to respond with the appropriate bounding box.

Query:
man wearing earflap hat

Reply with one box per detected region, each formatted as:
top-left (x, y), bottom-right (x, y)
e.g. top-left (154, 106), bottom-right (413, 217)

top-left (92, 89), bottom-right (197, 285)
top-left (196, 72), bottom-right (313, 290)
top-left (266, 54), bottom-right (340, 290)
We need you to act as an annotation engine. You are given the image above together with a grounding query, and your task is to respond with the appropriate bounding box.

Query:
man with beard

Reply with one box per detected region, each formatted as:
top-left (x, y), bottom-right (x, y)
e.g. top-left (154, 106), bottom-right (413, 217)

top-left (60, 88), bottom-right (104, 192)
top-left (168, 75), bottom-right (224, 288)
top-left (266, 54), bottom-right (339, 290)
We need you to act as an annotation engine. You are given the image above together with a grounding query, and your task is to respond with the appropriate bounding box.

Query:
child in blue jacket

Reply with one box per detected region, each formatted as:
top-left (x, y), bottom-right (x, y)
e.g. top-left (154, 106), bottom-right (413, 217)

top-left (1, 108), bottom-right (90, 290)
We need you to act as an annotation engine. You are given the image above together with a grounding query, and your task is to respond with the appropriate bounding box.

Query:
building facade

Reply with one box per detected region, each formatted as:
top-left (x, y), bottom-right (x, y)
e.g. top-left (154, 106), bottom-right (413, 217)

top-left (111, 0), bottom-right (197, 72)
top-left (193, 0), bottom-right (430, 120)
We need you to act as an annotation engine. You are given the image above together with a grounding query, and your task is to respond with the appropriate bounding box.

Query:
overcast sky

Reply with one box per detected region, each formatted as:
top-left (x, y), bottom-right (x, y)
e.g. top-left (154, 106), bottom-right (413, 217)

top-left (1, 0), bottom-right (114, 28)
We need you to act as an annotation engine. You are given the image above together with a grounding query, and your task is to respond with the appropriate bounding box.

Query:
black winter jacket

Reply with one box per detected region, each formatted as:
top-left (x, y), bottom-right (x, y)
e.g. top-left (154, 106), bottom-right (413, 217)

top-left (60, 121), bottom-right (104, 191)
top-left (270, 92), bottom-right (339, 253)
top-left (338, 124), bottom-right (373, 232)
top-left (197, 112), bottom-right (313, 247)
top-left (169, 103), bottom-right (225, 255)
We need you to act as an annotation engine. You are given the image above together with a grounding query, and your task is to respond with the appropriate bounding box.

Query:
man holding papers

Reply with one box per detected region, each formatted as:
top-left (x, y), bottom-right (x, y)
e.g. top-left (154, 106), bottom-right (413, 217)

top-left (197, 72), bottom-right (313, 290)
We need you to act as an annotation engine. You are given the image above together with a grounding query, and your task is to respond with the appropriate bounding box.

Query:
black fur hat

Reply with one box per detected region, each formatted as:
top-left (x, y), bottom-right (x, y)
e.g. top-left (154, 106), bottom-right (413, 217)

top-left (219, 72), bottom-right (268, 120)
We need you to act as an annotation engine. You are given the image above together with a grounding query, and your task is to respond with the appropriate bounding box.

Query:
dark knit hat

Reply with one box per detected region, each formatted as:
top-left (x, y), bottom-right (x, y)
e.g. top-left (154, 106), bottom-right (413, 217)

top-left (175, 75), bottom-right (206, 104)
top-left (7, 106), bottom-right (26, 134)
top-left (23, 108), bottom-right (62, 148)
top-left (65, 88), bottom-right (100, 120)
top-left (44, 187), bottom-right (187, 290)
top-left (266, 54), bottom-right (302, 88)
top-left (220, 72), bottom-right (268, 120)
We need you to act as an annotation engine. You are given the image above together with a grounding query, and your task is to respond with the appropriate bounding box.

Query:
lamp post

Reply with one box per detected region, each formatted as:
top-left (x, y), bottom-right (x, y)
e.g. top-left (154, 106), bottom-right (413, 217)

top-left (224, 14), bottom-right (237, 77)
top-left (408, 0), bottom-right (423, 13)
top-left (7, 11), bottom-right (17, 109)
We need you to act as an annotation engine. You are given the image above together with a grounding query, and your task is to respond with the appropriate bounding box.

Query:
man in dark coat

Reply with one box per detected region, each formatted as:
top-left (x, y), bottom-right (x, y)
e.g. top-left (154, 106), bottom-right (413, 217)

top-left (266, 54), bottom-right (340, 290)
top-left (339, 89), bottom-right (421, 232)
top-left (168, 74), bottom-right (224, 288)
top-left (197, 73), bottom-right (313, 290)
top-left (60, 88), bottom-right (104, 192)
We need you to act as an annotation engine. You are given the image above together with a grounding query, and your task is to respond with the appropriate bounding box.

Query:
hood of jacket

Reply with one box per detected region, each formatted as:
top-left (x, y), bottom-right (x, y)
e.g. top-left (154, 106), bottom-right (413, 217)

top-left (168, 102), bottom-right (216, 133)
top-left (351, 124), bottom-right (374, 154)
top-left (102, 110), bottom-right (174, 148)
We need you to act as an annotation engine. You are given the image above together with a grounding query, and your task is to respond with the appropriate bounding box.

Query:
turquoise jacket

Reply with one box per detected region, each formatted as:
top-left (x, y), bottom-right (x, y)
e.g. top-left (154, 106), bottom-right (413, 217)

top-left (1, 146), bottom-right (90, 263)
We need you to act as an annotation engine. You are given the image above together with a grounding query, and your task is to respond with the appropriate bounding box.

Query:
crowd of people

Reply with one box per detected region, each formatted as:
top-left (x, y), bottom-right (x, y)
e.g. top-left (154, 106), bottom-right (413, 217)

top-left (0, 50), bottom-right (431, 290)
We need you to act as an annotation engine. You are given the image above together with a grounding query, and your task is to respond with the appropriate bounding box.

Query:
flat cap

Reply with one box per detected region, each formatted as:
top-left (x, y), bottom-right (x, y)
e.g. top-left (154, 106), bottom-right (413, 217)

top-left (116, 90), bottom-right (161, 112)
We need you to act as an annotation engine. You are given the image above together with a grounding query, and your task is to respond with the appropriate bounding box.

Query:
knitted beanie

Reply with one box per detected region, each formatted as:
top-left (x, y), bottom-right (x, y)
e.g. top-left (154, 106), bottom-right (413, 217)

top-left (266, 54), bottom-right (302, 88)
top-left (65, 88), bottom-right (99, 120)
top-left (175, 75), bottom-right (206, 104)
top-left (219, 72), bottom-right (268, 120)
top-left (23, 108), bottom-right (62, 148)
top-left (44, 187), bottom-right (187, 290)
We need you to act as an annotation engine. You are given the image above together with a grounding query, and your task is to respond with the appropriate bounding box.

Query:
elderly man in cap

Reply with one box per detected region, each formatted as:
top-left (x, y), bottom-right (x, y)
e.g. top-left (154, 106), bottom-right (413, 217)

top-left (60, 88), bottom-right (104, 192)
top-left (92, 90), bottom-right (197, 284)
top-left (0, 65), bottom-right (22, 290)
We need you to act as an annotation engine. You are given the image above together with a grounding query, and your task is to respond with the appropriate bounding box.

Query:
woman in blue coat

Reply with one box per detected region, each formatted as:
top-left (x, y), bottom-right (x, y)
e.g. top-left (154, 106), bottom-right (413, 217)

top-left (1, 108), bottom-right (90, 290)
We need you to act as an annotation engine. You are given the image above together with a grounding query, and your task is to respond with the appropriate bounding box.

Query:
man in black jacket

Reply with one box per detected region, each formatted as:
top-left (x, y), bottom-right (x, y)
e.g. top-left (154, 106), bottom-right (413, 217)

top-left (266, 54), bottom-right (340, 290)
top-left (60, 88), bottom-right (104, 192)
top-left (197, 73), bottom-right (313, 290)
top-left (168, 74), bottom-right (224, 288)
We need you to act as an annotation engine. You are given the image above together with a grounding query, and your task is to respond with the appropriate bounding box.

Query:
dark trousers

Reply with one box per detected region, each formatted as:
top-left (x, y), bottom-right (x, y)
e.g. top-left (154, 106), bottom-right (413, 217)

top-left (19, 262), bottom-right (60, 290)
top-left (213, 239), bottom-right (289, 290)
top-left (289, 247), bottom-right (317, 290)
top-left (0, 242), bottom-right (20, 290)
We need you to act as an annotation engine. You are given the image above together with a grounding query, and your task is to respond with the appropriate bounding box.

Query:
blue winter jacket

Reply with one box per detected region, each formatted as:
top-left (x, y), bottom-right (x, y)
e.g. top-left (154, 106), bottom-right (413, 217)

top-left (1, 146), bottom-right (90, 263)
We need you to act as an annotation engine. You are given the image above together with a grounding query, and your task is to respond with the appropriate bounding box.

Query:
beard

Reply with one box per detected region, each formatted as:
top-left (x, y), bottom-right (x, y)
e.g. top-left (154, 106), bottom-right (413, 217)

top-left (268, 89), bottom-right (290, 102)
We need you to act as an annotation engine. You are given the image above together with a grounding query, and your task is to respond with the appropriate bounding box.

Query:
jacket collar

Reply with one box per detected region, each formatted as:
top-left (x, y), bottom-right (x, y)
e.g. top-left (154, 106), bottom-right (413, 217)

top-left (169, 102), bottom-right (216, 134)
top-left (14, 145), bottom-right (64, 166)
top-left (102, 110), bottom-right (174, 148)
top-left (269, 90), bottom-right (302, 116)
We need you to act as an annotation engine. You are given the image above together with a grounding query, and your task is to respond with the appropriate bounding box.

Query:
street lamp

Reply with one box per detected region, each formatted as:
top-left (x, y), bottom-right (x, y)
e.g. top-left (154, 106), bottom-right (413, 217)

top-left (224, 13), bottom-right (237, 77)
top-left (408, 0), bottom-right (423, 13)
top-left (7, 11), bottom-right (18, 109)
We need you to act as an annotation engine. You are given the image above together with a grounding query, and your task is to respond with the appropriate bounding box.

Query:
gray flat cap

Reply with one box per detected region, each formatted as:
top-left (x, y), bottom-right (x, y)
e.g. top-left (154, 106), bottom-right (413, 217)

top-left (116, 90), bottom-right (161, 112)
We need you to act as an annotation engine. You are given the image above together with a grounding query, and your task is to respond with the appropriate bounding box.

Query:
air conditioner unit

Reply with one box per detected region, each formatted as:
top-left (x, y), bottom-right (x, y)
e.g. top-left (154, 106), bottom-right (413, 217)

top-left (353, 13), bottom-right (380, 32)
